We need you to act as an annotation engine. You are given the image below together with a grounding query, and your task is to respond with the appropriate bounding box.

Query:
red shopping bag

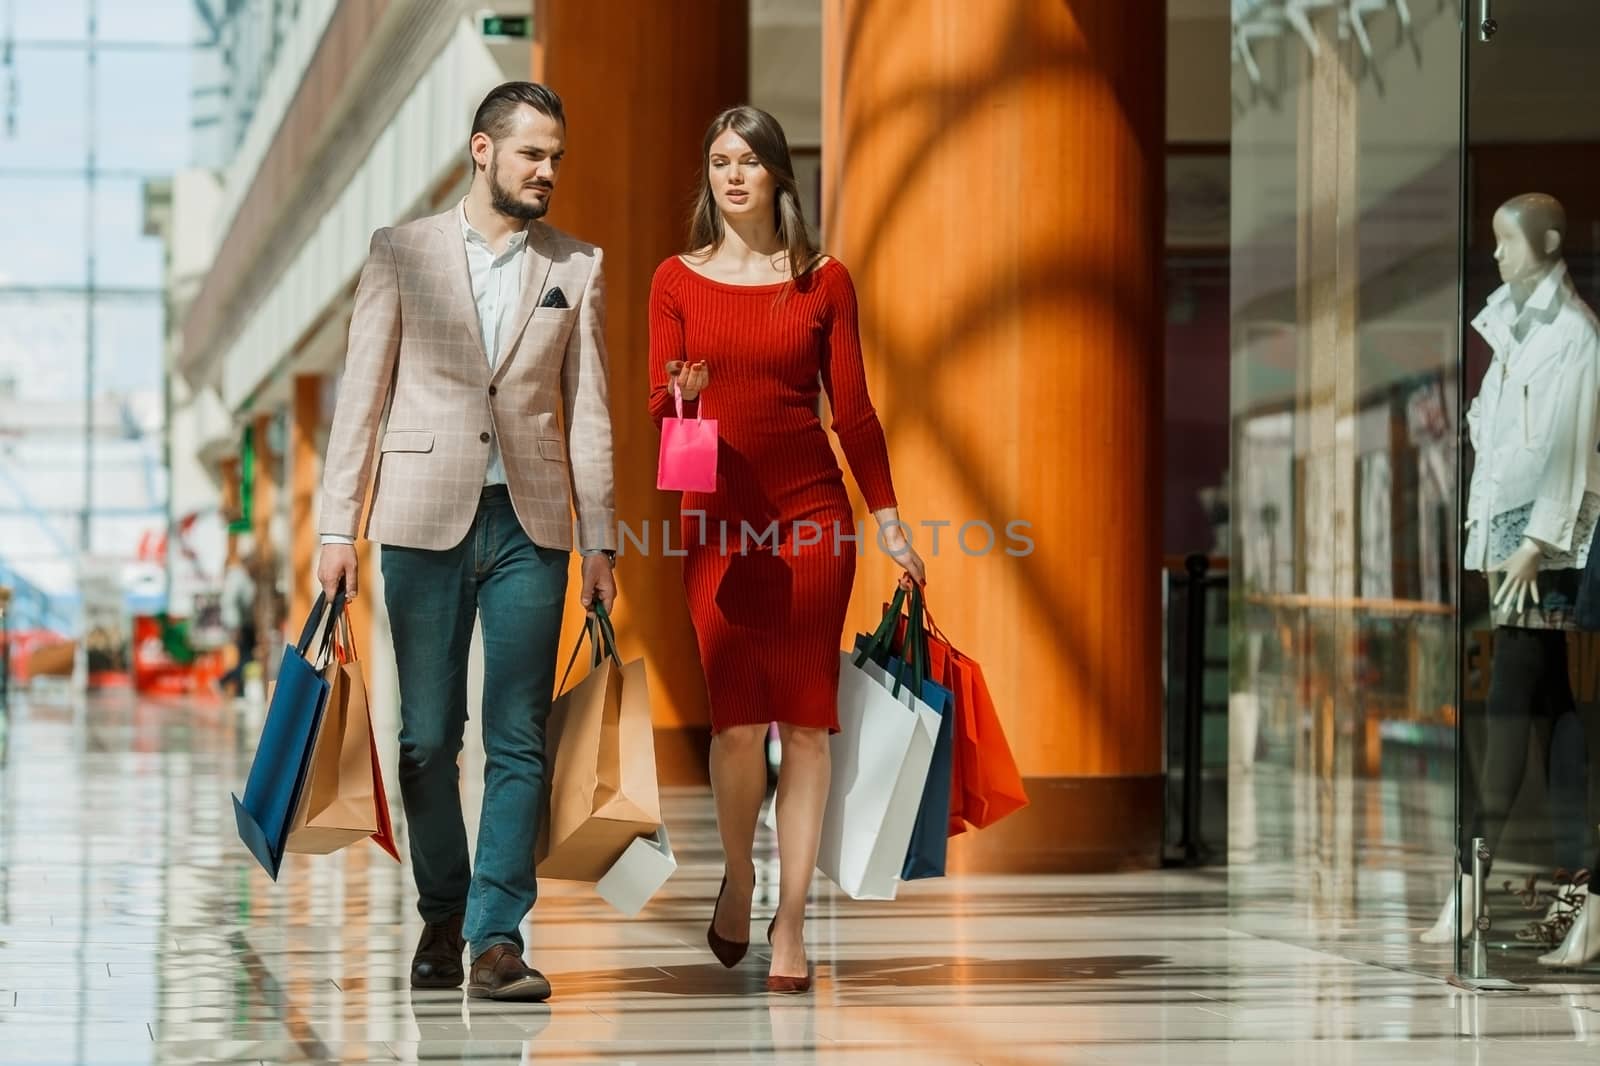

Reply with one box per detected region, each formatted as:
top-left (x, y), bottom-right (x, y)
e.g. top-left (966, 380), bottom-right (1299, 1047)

top-left (369, 726), bottom-right (401, 861)
top-left (946, 648), bottom-right (1027, 828)
top-left (887, 597), bottom-right (1027, 832)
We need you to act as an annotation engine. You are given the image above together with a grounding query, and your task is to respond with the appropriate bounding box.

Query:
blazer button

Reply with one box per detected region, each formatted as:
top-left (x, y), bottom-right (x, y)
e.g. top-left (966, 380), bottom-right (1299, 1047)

top-left (488, 385), bottom-right (498, 396)
top-left (479, 432), bottom-right (491, 443)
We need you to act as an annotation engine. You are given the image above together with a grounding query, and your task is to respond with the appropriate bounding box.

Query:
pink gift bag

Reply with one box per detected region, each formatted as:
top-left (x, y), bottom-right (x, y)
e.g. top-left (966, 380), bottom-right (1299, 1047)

top-left (657, 385), bottom-right (718, 492)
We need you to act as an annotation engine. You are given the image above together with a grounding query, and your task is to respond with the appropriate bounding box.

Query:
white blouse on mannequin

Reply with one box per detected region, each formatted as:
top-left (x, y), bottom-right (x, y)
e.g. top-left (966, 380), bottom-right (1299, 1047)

top-left (1464, 261), bottom-right (1600, 572)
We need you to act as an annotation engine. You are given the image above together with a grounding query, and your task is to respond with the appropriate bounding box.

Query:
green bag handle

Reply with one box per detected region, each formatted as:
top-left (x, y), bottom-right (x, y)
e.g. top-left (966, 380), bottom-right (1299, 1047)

top-left (853, 585), bottom-right (908, 669)
top-left (890, 585), bottom-right (928, 699)
top-left (907, 585), bottom-right (930, 693)
top-left (557, 600), bottom-right (622, 693)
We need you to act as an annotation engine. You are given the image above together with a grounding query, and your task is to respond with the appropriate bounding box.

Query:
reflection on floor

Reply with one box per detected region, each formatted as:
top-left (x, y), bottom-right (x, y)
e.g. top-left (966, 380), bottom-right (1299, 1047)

top-left (0, 691), bottom-right (1598, 1064)
top-left (1230, 744), bottom-right (1599, 988)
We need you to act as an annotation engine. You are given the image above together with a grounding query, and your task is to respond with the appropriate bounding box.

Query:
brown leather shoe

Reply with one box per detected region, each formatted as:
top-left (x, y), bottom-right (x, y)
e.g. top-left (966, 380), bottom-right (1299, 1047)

top-left (467, 944), bottom-right (552, 1002)
top-left (410, 914), bottom-right (465, 990)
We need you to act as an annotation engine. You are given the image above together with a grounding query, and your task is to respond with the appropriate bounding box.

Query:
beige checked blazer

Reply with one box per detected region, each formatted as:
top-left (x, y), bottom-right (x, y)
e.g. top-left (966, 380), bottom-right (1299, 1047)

top-left (319, 208), bottom-right (616, 553)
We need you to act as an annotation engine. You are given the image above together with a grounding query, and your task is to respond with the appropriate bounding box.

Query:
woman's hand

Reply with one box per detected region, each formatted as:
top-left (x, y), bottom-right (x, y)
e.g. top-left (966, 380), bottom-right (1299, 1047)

top-left (879, 518), bottom-right (927, 589)
top-left (665, 360), bottom-right (709, 401)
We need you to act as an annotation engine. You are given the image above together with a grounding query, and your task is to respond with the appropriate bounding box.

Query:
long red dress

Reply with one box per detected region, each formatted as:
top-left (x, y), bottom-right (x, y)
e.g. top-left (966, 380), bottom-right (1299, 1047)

top-left (648, 256), bottom-right (897, 733)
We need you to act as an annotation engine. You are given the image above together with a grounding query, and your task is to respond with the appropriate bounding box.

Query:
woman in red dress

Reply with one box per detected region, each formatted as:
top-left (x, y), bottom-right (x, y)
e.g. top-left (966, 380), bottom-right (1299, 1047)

top-left (649, 106), bottom-right (926, 993)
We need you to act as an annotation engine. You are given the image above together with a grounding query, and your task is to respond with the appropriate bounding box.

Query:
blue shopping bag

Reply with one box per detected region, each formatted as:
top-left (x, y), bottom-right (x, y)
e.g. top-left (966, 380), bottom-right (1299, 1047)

top-left (891, 655), bottom-right (953, 881)
top-left (232, 590), bottom-right (344, 879)
top-left (854, 586), bottom-right (954, 881)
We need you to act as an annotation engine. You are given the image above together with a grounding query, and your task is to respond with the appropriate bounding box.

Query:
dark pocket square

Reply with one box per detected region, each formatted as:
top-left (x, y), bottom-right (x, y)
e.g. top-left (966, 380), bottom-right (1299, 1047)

top-left (540, 287), bottom-right (569, 309)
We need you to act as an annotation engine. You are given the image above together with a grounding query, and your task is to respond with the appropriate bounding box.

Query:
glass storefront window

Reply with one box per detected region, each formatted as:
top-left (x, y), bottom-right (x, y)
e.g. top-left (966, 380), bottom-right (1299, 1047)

top-left (1451, 0), bottom-right (1600, 984)
top-left (1231, 0), bottom-right (1600, 986)
top-left (1228, 1), bottom-right (1464, 964)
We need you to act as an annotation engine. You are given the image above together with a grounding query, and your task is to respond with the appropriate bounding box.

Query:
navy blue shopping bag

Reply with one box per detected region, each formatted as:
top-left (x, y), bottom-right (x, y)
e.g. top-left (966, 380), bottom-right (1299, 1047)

top-left (856, 586), bottom-right (955, 882)
top-left (892, 666), bottom-right (953, 880)
top-left (232, 590), bottom-right (345, 879)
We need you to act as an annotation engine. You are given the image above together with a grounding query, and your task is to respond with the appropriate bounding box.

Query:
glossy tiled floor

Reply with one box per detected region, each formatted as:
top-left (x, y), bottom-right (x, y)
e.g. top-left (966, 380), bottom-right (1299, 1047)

top-left (2, 689), bottom-right (1600, 1065)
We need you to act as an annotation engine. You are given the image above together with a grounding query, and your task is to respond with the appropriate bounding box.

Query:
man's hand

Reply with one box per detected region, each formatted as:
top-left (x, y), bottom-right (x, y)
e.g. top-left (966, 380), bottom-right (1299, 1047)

top-left (580, 554), bottom-right (617, 617)
top-left (318, 543), bottom-right (359, 600)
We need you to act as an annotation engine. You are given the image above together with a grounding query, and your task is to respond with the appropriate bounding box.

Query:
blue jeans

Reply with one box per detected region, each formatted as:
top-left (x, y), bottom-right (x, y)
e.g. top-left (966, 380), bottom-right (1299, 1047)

top-left (381, 487), bottom-right (568, 959)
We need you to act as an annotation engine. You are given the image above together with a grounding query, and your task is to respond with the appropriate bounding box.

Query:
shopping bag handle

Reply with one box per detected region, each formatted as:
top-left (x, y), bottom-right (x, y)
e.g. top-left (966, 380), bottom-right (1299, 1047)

top-left (852, 585), bottom-right (908, 669)
top-left (556, 598), bottom-right (622, 694)
top-left (294, 586), bottom-right (346, 666)
top-left (918, 591), bottom-right (949, 646)
top-left (905, 585), bottom-right (930, 693)
top-left (889, 586), bottom-right (928, 699)
top-left (672, 382), bottom-right (705, 422)
top-left (333, 611), bottom-right (359, 665)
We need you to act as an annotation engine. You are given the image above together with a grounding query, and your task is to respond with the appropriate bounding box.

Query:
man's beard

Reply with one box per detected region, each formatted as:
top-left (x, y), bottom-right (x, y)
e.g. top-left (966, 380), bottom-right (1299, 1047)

top-left (489, 155), bottom-right (551, 222)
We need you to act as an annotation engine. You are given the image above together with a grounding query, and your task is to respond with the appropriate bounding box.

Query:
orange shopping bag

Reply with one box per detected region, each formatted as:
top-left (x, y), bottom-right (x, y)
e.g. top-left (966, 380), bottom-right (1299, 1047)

top-left (945, 647), bottom-right (1027, 828)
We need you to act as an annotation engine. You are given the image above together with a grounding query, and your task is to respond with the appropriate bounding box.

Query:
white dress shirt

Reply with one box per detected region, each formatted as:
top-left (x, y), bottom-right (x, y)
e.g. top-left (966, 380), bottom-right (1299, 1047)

top-left (1464, 261), bottom-right (1600, 570)
top-left (460, 200), bottom-right (529, 488)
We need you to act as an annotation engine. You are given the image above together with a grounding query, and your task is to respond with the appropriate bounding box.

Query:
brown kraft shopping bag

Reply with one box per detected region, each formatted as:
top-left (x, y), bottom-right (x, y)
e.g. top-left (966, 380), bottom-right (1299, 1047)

top-left (536, 605), bottom-right (661, 882)
top-left (285, 614), bottom-right (381, 855)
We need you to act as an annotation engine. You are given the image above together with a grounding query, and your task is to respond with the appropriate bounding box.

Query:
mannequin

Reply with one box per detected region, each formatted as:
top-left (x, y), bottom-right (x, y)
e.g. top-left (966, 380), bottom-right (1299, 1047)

top-left (1422, 194), bottom-right (1600, 958)
top-left (1540, 891), bottom-right (1600, 967)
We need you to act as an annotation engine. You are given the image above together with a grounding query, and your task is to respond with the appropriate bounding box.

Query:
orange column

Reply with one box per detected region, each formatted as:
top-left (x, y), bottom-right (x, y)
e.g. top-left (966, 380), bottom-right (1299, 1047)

top-left (824, 0), bottom-right (1166, 871)
top-left (540, 1), bottom-right (749, 784)
top-left (289, 376), bottom-right (320, 633)
top-left (220, 456), bottom-right (242, 556)
top-left (251, 413), bottom-right (281, 679)
top-left (218, 455), bottom-right (243, 683)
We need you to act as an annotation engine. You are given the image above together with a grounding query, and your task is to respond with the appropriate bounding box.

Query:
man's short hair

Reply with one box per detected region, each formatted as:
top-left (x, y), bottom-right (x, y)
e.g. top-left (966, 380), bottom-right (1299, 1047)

top-left (472, 81), bottom-right (565, 142)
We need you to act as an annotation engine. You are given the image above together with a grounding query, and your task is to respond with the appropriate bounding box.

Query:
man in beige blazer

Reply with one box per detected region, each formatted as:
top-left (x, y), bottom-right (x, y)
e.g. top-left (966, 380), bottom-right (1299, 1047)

top-left (316, 82), bottom-right (616, 1003)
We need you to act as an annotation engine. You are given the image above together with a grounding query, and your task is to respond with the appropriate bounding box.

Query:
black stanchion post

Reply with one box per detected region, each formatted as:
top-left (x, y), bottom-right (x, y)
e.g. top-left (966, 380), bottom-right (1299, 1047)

top-left (1180, 553), bottom-right (1209, 864)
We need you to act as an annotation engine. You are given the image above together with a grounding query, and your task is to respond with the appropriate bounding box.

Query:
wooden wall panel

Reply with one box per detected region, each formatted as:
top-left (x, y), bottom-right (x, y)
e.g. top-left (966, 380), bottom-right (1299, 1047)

top-left (539, 2), bottom-right (749, 772)
top-left (823, 0), bottom-right (1166, 780)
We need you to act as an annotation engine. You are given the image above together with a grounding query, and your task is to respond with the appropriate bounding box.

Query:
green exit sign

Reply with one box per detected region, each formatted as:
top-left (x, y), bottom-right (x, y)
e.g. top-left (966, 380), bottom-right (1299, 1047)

top-left (480, 15), bottom-right (532, 40)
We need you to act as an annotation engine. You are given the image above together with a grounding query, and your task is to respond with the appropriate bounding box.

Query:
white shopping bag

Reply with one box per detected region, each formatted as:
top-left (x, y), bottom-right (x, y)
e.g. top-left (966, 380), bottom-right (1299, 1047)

top-left (816, 650), bottom-right (941, 900)
top-left (594, 825), bottom-right (677, 917)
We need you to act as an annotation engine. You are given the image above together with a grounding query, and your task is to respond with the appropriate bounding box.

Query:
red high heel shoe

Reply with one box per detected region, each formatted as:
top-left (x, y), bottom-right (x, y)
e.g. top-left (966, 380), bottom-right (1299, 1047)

top-left (707, 876), bottom-right (749, 968)
top-left (765, 915), bottom-right (813, 994)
